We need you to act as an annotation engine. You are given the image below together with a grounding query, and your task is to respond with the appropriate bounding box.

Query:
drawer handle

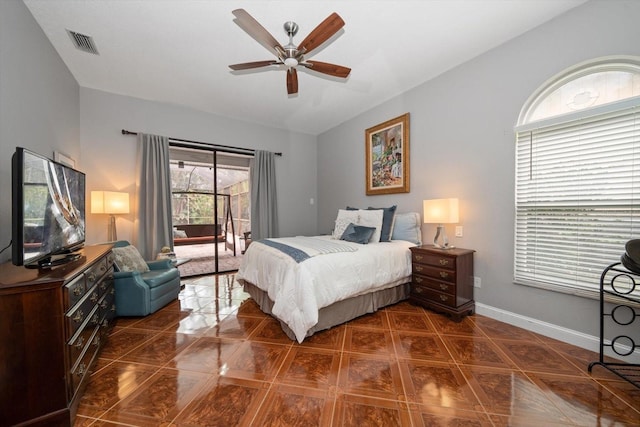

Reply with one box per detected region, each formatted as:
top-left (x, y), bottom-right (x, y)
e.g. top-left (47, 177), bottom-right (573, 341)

top-left (415, 255), bottom-right (423, 261)
top-left (76, 363), bottom-right (87, 377)
top-left (100, 265), bottom-right (106, 273)
top-left (75, 336), bottom-right (85, 350)
top-left (415, 277), bottom-right (423, 283)
top-left (110, 304), bottom-right (116, 312)
top-left (73, 286), bottom-right (83, 296)
top-left (73, 309), bottom-right (84, 323)
top-left (414, 287), bottom-right (424, 294)
top-left (439, 283), bottom-right (449, 291)
top-left (439, 259), bottom-right (449, 266)
top-left (91, 313), bottom-right (100, 325)
top-left (90, 292), bottom-right (99, 303)
top-left (439, 271), bottom-right (449, 279)
top-left (92, 336), bottom-right (101, 347)
top-left (100, 300), bottom-right (108, 309)
top-left (415, 265), bottom-right (424, 272)
top-left (439, 295), bottom-right (448, 302)
top-left (87, 273), bottom-right (96, 283)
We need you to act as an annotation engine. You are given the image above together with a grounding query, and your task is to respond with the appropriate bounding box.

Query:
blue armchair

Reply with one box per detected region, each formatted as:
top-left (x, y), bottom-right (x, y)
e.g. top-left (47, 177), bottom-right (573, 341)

top-left (112, 241), bottom-right (181, 316)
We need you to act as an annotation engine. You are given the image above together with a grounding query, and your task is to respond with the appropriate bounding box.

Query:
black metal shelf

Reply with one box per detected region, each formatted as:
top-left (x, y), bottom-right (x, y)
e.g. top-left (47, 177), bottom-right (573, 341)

top-left (588, 262), bottom-right (640, 388)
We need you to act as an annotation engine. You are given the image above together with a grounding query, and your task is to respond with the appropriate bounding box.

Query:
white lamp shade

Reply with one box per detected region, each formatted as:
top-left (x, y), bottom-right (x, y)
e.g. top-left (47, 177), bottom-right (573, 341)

top-left (423, 198), bottom-right (459, 224)
top-left (91, 191), bottom-right (130, 214)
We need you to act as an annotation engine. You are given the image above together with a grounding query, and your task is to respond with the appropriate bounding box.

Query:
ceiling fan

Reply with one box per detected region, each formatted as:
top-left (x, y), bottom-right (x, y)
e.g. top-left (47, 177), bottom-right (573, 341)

top-left (229, 9), bottom-right (351, 95)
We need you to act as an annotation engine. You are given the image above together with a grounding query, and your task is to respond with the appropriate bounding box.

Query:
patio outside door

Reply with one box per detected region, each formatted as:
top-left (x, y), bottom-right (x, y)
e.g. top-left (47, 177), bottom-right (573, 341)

top-left (169, 146), bottom-right (250, 277)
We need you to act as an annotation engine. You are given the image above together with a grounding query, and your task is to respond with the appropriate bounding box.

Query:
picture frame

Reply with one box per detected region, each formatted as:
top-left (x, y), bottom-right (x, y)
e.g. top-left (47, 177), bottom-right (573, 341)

top-left (365, 113), bottom-right (410, 195)
top-left (53, 151), bottom-right (76, 168)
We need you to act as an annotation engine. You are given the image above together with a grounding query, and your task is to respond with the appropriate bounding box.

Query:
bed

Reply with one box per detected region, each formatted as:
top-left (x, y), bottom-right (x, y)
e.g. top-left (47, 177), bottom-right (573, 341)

top-left (236, 209), bottom-right (422, 342)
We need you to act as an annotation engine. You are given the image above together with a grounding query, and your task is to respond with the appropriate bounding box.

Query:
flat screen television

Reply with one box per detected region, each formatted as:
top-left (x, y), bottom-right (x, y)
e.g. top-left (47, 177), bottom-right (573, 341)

top-left (12, 147), bottom-right (86, 268)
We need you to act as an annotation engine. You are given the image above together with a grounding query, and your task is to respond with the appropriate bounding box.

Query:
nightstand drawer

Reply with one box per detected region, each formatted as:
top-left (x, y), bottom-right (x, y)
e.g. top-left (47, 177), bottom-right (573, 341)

top-left (411, 285), bottom-right (456, 307)
top-left (412, 252), bottom-right (455, 269)
top-left (412, 275), bottom-right (456, 295)
top-left (412, 263), bottom-right (456, 283)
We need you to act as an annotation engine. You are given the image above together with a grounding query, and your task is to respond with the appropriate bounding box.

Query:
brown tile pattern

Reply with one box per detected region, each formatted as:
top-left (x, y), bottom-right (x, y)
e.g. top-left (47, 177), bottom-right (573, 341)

top-left (75, 274), bottom-right (640, 426)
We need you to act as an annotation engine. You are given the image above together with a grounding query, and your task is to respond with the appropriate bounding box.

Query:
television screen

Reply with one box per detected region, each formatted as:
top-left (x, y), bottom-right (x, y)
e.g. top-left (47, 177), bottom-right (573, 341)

top-left (12, 147), bottom-right (86, 267)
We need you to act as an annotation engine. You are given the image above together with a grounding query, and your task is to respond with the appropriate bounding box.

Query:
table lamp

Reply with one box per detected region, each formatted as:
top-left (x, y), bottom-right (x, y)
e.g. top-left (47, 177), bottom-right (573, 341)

top-left (91, 191), bottom-right (130, 241)
top-left (423, 198), bottom-right (459, 249)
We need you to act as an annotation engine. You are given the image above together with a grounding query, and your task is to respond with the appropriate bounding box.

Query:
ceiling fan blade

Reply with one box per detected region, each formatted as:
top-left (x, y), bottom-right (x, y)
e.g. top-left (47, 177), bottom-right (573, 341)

top-left (297, 12), bottom-right (345, 55)
top-left (229, 60), bottom-right (279, 71)
top-left (287, 68), bottom-right (298, 94)
top-left (232, 9), bottom-right (284, 57)
top-left (304, 61), bottom-right (351, 78)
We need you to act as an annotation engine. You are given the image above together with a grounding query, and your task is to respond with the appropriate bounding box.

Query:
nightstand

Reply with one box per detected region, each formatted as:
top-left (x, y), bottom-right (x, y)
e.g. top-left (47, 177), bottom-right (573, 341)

top-left (409, 245), bottom-right (475, 321)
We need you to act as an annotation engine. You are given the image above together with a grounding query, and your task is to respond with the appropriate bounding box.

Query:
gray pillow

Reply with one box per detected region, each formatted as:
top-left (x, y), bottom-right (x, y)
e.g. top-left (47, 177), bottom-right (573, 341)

top-left (112, 245), bottom-right (150, 272)
top-left (340, 223), bottom-right (376, 244)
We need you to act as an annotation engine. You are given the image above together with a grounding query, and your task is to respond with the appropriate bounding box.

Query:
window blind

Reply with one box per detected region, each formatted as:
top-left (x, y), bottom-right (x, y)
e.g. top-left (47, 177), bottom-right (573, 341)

top-left (514, 106), bottom-right (640, 298)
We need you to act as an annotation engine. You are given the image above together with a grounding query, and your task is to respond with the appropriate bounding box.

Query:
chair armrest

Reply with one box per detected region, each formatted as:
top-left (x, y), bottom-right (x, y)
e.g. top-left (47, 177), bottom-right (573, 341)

top-left (113, 270), bottom-right (142, 279)
top-left (113, 271), bottom-right (152, 316)
top-left (147, 259), bottom-right (174, 270)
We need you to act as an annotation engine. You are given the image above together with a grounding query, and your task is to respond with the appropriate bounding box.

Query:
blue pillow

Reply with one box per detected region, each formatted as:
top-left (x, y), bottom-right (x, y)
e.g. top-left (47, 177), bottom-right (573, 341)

top-left (340, 223), bottom-right (376, 244)
top-left (391, 212), bottom-right (422, 245)
top-left (368, 205), bottom-right (397, 242)
top-left (345, 205), bottom-right (397, 242)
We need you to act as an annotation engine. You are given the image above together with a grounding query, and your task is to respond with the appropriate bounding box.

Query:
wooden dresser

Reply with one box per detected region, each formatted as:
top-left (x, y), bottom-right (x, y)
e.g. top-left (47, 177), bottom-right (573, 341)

top-left (0, 244), bottom-right (115, 427)
top-left (409, 245), bottom-right (475, 321)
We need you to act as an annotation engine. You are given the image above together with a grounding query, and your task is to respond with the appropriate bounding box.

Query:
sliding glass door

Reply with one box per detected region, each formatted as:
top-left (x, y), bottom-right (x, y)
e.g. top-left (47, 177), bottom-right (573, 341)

top-left (169, 146), bottom-right (250, 276)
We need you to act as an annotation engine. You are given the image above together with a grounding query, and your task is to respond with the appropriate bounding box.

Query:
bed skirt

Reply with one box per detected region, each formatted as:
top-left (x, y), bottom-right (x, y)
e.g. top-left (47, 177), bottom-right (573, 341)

top-left (240, 280), bottom-right (410, 341)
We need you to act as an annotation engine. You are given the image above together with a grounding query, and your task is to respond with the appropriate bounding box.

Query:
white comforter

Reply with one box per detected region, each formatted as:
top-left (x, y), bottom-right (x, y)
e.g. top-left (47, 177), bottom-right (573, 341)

top-left (236, 235), bottom-right (413, 342)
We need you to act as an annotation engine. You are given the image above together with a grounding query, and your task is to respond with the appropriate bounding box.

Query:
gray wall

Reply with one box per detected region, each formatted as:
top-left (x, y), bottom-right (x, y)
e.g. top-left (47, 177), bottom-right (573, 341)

top-left (79, 88), bottom-right (318, 244)
top-left (317, 0), bottom-right (640, 340)
top-left (0, 0), bottom-right (80, 264)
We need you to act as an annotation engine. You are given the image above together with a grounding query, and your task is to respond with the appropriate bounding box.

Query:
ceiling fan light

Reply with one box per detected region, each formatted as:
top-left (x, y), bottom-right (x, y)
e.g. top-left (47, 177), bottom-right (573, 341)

top-left (284, 57), bottom-right (298, 67)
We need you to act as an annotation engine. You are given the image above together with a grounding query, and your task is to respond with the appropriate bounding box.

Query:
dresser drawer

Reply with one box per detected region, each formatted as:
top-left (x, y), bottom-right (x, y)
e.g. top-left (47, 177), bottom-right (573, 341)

top-left (412, 263), bottom-right (456, 283)
top-left (68, 319), bottom-right (99, 369)
top-left (97, 268), bottom-right (114, 297)
top-left (85, 258), bottom-right (109, 289)
top-left (412, 252), bottom-right (456, 269)
top-left (411, 285), bottom-right (456, 307)
top-left (98, 289), bottom-right (116, 326)
top-left (65, 284), bottom-right (100, 337)
top-left (412, 274), bottom-right (456, 295)
top-left (68, 327), bottom-right (101, 400)
top-left (63, 275), bottom-right (87, 311)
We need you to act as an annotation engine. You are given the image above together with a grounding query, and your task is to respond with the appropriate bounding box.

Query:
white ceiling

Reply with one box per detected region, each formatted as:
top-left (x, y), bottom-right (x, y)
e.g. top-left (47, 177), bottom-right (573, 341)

top-left (23, 0), bottom-right (586, 136)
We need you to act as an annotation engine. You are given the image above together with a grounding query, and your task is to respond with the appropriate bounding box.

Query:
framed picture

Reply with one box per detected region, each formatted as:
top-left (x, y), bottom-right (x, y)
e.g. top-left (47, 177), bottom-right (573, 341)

top-left (365, 113), bottom-right (410, 195)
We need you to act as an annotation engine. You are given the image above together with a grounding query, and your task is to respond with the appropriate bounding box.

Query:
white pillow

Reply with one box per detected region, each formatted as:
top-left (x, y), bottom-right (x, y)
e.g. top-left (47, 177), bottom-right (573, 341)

top-left (356, 209), bottom-right (384, 243)
top-left (332, 209), bottom-right (361, 239)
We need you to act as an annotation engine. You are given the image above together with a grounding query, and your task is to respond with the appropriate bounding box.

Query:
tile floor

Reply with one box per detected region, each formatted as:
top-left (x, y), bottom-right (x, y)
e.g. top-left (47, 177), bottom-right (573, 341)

top-left (74, 274), bottom-right (640, 426)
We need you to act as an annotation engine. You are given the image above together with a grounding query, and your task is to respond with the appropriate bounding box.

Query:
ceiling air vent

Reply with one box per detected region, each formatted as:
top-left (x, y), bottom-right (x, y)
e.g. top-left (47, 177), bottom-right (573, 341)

top-left (66, 29), bottom-right (99, 55)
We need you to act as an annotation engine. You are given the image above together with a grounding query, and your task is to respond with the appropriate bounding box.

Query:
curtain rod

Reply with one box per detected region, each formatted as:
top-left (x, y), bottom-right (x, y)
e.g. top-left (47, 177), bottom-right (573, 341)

top-left (121, 129), bottom-right (282, 156)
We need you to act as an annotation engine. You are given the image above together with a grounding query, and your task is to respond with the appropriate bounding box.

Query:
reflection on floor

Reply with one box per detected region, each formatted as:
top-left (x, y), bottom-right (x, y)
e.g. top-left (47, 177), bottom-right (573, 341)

top-left (75, 274), bottom-right (640, 426)
top-left (174, 242), bottom-right (244, 276)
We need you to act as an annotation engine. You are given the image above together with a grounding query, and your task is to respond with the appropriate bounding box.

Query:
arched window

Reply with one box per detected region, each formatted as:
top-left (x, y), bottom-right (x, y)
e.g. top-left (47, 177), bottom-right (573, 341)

top-left (514, 56), bottom-right (640, 298)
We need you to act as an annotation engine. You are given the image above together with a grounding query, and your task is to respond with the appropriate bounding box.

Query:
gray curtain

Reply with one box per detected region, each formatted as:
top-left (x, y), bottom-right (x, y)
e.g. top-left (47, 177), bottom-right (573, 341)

top-left (250, 150), bottom-right (278, 240)
top-left (134, 133), bottom-right (173, 259)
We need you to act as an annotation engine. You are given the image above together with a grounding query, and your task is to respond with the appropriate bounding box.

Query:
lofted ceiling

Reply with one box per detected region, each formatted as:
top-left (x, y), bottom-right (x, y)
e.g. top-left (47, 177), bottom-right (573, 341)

top-left (23, 0), bottom-right (586, 136)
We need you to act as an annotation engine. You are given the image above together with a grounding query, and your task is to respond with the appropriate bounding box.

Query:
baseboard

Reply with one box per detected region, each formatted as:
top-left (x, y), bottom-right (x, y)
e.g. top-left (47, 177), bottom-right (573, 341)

top-left (475, 302), bottom-right (640, 364)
